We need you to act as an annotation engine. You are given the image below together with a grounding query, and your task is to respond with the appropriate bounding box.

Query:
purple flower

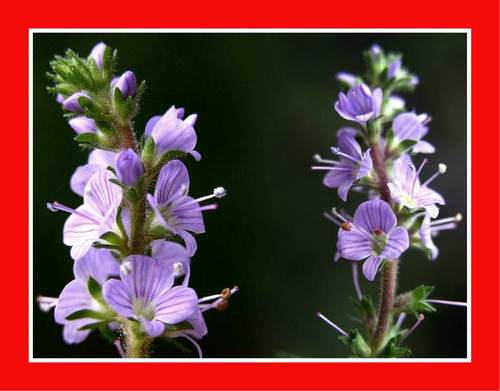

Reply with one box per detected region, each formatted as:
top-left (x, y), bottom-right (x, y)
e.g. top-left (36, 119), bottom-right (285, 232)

top-left (311, 129), bottom-right (373, 201)
top-left (150, 240), bottom-right (191, 281)
top-left (387, 59), bottom-right (402, 79)
top-left (49, 170), bottom-right (122, 260)
top-left (70, 149), bottom-right (117, 197)
top-left (63, 92), bottom-right (92, 113)
top-left (114, 71), bottom-right (137, 98)
top-left (89, 42), bottom-right (107, 69)
top-left (387, 154), bottom-right (446, 218)
top-left (336, 72), bottom-right (358, 87)
top-left (418, 213), bottom-right (462, 260)
top-left (54, 248), bottom-right (119, 344)
top-left (147, 160), bottom-right (226, 256)
top-left (144, 106), bottom-right (201, 161)
top-left (68, 116), bottom-right (100, 135)
top-left (115, 149), bottom-right (143, 187)
top-left (334, 84), bottom-right (383, 125)
top-left (102, 255), bottom-right (198, 337)
top-left (337, 200), bottom-right (409, 281)
top-left (392, 112), bottom-right (435, 154)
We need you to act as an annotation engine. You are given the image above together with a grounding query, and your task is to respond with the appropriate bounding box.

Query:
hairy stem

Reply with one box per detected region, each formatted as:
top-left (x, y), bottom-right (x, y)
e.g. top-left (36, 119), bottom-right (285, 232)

top-left (369, 139), bottom-right (398, 354)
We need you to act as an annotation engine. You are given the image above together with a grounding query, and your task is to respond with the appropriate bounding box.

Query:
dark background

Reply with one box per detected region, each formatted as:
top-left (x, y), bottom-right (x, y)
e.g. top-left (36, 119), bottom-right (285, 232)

top-left (33, 33), bottom-right (467, 359)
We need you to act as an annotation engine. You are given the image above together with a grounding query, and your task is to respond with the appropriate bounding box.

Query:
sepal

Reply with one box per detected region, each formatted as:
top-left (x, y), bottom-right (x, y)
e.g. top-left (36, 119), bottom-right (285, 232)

top-left (339, 329), bottom-right (372, 358)
top-left (378, 333), bottom-right (411, 358)
top-left (393, 285), bottom-right (436, 317)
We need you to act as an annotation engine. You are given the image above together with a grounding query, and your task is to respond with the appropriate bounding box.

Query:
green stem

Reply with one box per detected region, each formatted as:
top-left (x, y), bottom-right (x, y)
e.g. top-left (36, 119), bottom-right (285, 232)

top-left (124, 321), bottom-right (152, 358)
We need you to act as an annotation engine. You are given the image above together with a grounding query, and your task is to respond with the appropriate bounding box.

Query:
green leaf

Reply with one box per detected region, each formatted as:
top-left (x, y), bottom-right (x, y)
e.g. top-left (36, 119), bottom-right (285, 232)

top-left (393, 285), bottom-right (436, 318)
top-left (115, 206), bottom-right (129, 241)
top-left (340, 329), bottom-right (372, 358)
top-left (378, 334), bottom-right (412, 358)
top-left (74, 132), bottom-right (101, 145)
top-left (88, 276), bottom-right (104, 303)
top-left (79, 96), bottom-right (108, 121)
top-left (142, 134), bottom-right (155, 163)
top-left (125, 187), bottom-right (139, 203)
top-left (100, 231), bottom-right (125, 247)
top-left (66, 309), bottom-right (108, 321)
top-left (108, 178), bottom-right (126, 189)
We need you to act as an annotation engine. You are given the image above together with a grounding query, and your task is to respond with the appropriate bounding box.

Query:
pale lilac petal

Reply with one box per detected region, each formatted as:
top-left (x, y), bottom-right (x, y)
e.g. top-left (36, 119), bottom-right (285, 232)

top-left (393, 112), bottom-right (423, 142)
top-left (423, 204), bottom-right (440, 219)
top-left (121, 255), bottom-right (174, 303)
top-left (338, 130), bottom-right (362, 161)
top-left (412, 141), bottom-right (436, 154)
top-left (55, 280), bottom-right (92, 323)
top-left (370, 88), bottom-right (383, 118)
top-left (323, 168), bottom-right (354, 190)
top-left (70, 164), bottom-right (102, 197)
top-left (353, 200), bottom-right (396, 235)
top-left (337, 179), bottom-right (355, 202)
top-left (362, 255), bottom-right (383, 281)
top-left (145, 115), bottom-right (162, 139)
top-left (154, 286), bottom-right (197, 325)
top-left (387, 182), bottom-right (406, 205)
top-left (419, 216), bottom-right (439, 260)
top-left (380, 226), bottom-right (409, 259)
top-left (62, 319), bottom-right (92, 344)
top-left (166, 308), bottom-right (207, 339)
top-left (69, 116), bottom-right (99, 135)
top-left (173, 196), bottom-right (205, 234)
top-left (73, 247), bottom-right (120, 284)
top-left (88, 149), bottom-right (117, 167)
top-left (138, 316), bottom-right (165, 337)
top-left (177, 229), bottom-right (198, 257)
top-left (83, 171), bottom-right (122, 218)
top-left (102, 279), bottom-right (135, 318)
top-left (97, 204), bottom-right (119, 237)
top-left (415, 187), bottom-right (445, 208)
top-left (62, 207), bottom-right (99, 260)
top-left (337, 230), bottom-right (374, 260)
top-left (336, 72), bottom-right (357, 87)
top-left (150, 240), bottom-right (191, 271)
top-left (155, 160), bottom-right (190, 206)
top-left (151, 106), bottom-right (197, 155)
top-left (356, 148), bottom-right (373, 179)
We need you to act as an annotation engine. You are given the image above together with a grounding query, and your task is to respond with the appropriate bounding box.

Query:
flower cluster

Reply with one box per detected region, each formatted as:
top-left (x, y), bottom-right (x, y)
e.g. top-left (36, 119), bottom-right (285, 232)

top-left (313, 44), bottom-right (463, 358)
top-left (38, 42), bottom-right (237, 358)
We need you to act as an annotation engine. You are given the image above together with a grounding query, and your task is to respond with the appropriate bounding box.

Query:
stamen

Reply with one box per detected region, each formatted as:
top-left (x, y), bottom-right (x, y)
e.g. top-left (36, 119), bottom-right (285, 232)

top-left (421, 163), bottom-right (447, 188)
top-left (426, 299), bottom-right (467, 307)
top-left (121, 260), bottom-right (133, 276)
top-left (410, 159), bottom-right (427, 197)
top-left (322, 211), bottom-right (342, 227)
top-left (311, 166), bottom-right (353, 172)
top-left (313, 154), bottom-right (339, 165)
top-left (114, 339), bottom-right (126, 358)
top-left (430, 223), bottom-right (458, 232)
top-left (331, 207), bottom-right (349, 223)
top-left (430, 213), bottom-right (462, 226)
top-left (331, 147), bottom-right (360, 164)
top-left (316, 312), bottom-right (350, 339)
top-left (36, 296), bottom-right (58, 312)
top-left (199, 286), bottom-right (239, 312)
top-left (351, 262), bottom-right (362, 301)
top-left (190, 204), bottom-right (218, 212)
top-left (184, 187), bottom-right (227, 205)
top-left (341, 222), bottom-right (352, 231)
top-left (216, 300), bottom-right (229, 310)
top-left (399, 314), bottom-right (424, 344)
top-left (47, 201), bottom-right (100, 225)
top-left (373, 228), bottom-right (383, 236)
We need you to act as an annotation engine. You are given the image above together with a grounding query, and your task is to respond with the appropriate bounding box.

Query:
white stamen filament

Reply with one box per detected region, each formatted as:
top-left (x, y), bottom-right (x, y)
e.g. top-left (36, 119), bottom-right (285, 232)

top-left (426, 299), bottom-right (467, 307)
top-left (323, 211), bottom-right (342, 227)
top-left (399, 314), bottom-right (425, 344)
top-left (430, 213), bottom-right (462, 226)
top-left (47, 201), bottom-right (100, 225)
top-left (184, 187), bottom-right (227, 206)
top-left (199, 286), bottom-right (239, 312)
top-left (330, 207), bottom-right (349, 223)
top-left (421, 163), bottom-right (446, 188)
top-left (317, 312), bottom-right (350, 339)
top-left (331, 147), bottom-right (360, 164)
top-left (311, 166), bottom-right (353, 172)
top-left (313, 154), bottom-right (339, 165)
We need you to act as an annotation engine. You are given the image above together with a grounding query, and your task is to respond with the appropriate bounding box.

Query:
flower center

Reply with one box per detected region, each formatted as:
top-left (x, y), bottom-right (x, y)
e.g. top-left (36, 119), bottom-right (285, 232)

top-left (132, 297), bottom-right (156, 321)
top-left (370, 230), bottom-right (388, 255)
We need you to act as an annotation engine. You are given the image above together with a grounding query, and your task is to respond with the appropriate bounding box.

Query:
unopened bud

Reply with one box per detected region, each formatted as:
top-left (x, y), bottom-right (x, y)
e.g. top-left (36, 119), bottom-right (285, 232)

top-left (115, 71), bottom-right (137, 98)
top-left (115, 149), bottom-right (143, 187)
top-left (89, 42), bottom-right (107, 69)
top-left (63, 92), bottom-right (92, 113)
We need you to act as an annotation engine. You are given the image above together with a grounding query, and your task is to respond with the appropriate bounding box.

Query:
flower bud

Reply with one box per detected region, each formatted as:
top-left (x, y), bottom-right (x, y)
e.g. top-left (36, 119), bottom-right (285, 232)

top-left (63, 92), bottom-right (92, 113)
top-left (56, 93), bottom-right (66, 104)
top-left (68, 116), bottom-right (99, 135)
top-left (89, 42), bottom-right (107, 69)
top-left (115, 149), bottom-right (143, 187)
top-left (115, 71), bottom-right (137, 98)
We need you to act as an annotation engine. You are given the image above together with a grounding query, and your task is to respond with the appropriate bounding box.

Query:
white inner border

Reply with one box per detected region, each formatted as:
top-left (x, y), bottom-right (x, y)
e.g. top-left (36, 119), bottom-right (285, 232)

top-left (29, 28), bottom-right (472, 363)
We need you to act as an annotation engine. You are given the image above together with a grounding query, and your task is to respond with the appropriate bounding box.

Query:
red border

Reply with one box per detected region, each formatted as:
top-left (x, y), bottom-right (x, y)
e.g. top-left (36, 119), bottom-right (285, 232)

top-left (5, 1), bottom-right (499, 389)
